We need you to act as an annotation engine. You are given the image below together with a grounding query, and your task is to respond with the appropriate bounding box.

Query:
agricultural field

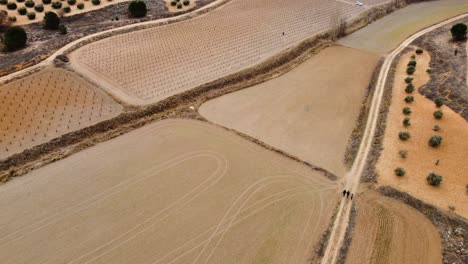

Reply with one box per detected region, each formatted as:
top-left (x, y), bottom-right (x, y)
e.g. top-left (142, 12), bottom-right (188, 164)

top-left (200, 46), bottom-right (381, 177)
top-left (339, 0), bottom-right (468, 53)
top-left (0, 0), bottom-right (130, 25)
top-left (0, 67), bottom-right (122, 160)
top-left (376, 50), bottom-right (468, 218)
top-left (69, 0), bottom-right (367, 105)
top-left (0, 119), bottom-right (338, 264)
top-left (346, 191), bottom-right (442, 264)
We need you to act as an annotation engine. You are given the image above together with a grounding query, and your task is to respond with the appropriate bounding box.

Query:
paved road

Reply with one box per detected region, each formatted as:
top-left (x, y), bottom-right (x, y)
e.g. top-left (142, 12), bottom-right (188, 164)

top-left (320, 12), bottom-right (468, 264)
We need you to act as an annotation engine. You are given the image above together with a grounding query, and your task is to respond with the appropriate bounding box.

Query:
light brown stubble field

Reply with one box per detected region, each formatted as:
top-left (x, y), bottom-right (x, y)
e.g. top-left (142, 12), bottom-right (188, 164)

top-left (376, 50), bottom-right (468, 218)
top-left (200, 46), bottom-right (381, 177)
top-left (0, 119), bottom-right (338, 264)
top-left (0, 67), bottom-right (122, 161)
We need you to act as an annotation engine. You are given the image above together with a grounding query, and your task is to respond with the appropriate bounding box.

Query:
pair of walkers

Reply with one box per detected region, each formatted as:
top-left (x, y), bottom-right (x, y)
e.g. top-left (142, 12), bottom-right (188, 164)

top-left (342, 189), bottom-right (354, 200)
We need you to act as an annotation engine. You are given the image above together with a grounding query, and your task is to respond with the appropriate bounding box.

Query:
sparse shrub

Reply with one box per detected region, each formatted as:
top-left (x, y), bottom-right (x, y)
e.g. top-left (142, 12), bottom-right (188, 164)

top-left (399, 131), bottom-right (410, 141)
top-left (426, 69), bottom-right (431, 74)
top-left (43, 11), bottom-right (59, 29)
top-left (404, 77), bottom-right (413, 84)
top-left (25, 0), bottom-right (34, 7)
top-left (403, 117), bottom-right (411, 127)
top-left (450, 23), bottom-right (467, 41)
top-left (434, 97), bottom-right (444, 108)
top-left (0, 0), bottom-right (7, 5)
top-left (394, 167), bottom-right (405, 176)
top-left (63, 6), bottom-right (70, 12)
top-left (406, 66), bottom-right (415, 75)
top-left (428, 135), bottom-right (442, 147)
top-left (77, 2), bottom-right (83, 8)
top-left (17, 0), bottom-right (24, 2)
top-left (448, 206), bottom-right (456, 212)
top-left (18, 7), bottom-right (27, 15)
top-left (128, 0), bottom-right (147, 18)
top-left (8, 15), bottom-right (16, 22)
top-left (7, 1), bottom-right (17, 9)
top-left (26, 11), bottom-right (35, 19)
top-left (34, 4), bottom-right (44, 11)
top-left (3, 25), bottom-right (27, 51)
top-left (176, 2), bottom-right (181, 8)
top-left (67, 0), bottom-right (75, 4)
top-left (405, 83), bottom-right (414, 93)
top-left (170, 0), bottom-right (176, 6)
top-left (58, 24), bottom-right (66, 34)
top-left (404, 96), bottom-right (414, 103)
top-left (433, 125), bottom-right (440, 132)
top-left (183, 0), bottom-right (189, 5)
top-left (416, 49), bottom-right (423, 54)
top-left (433, 110), bottom-right (443, 119)
top-left (407, 60), bottom-right (416, 67)
top-left (91, 0), bottom-right (100, 5)
top-left (410, 54), bottom-right (415, 59)
top-left (51, 1), bottom-right (62, 8)
top-left (399, 150), bottom-right (408, 159)
top-left (42, 0), bottom-right (51, 4)
top-left (426, 172), bottom-right (442, 186)
top-left (402, 107), bottom-right (412, 115)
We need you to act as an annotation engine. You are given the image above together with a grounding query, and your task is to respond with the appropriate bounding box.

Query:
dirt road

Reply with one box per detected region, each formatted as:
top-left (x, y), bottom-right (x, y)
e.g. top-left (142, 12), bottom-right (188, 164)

top-left (0, 119), bottom-right (338, 264)
top-left (320, 12), bottom-right (468, 264)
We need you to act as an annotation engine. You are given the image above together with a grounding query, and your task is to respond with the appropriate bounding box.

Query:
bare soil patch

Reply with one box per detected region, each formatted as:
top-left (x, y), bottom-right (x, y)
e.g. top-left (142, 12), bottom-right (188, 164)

top-left (0, 67), bottom-right (122, 161)
top-left (339, 0), bottom-right (468, 53)
top-left (0, 119), bottom-right (338, 264)
top-left (376, 50), bottom-right (468, 218)
top-left (200, 46), bottom-right (381, 177)
top-left (69, 0), bottom-right (368, 105)
top-left (346, 191), bottom-right (442, 264)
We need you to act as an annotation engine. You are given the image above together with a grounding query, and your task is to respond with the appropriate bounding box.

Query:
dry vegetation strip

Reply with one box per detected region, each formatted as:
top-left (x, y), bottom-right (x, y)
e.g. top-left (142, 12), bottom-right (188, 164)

top-left (0, 119), bottom-right (338, 264)
top-left (200, 45), bottom-right (381, 177)
top-left (345, 191), bottom-right (442, 264)
top-left (376, 49), bottom-right (468, 218)
top-left (0, 67), bottom-right (122, 161)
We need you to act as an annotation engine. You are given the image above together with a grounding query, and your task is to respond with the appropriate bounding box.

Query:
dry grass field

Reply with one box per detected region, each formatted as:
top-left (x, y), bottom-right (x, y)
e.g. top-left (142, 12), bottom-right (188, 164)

top-left (0, 0), bottom-right (130, 26)
top-left (377, 50), bottom-right (468, 218)
top-left (339, 0), bottom-right (468, 53)
top-left (69, 0), bottom-right (367, 105)
top-left (346, 191), bottom-right (442, 264)
top-left (0, 67), bottom-right (122, 160)
top-left (0, 119), bottom-right (338, 264)
top-left (200, 46), bottom-right (381, 177)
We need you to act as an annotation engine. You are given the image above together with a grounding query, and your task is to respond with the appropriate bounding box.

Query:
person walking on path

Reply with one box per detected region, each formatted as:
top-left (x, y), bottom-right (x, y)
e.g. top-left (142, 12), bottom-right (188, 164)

top-left (351, 194), bottom-right (354, 200)
top-left (343, 190), bottom-right (347, 197)
top-left (346, 191), bottom-right (350, 198)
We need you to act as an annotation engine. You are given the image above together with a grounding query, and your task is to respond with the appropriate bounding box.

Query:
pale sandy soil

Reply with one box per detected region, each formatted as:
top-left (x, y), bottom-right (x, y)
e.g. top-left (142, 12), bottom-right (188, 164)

top-left (165, 0), bottom-right (196, 12)
top-left (0, 0), bottom-right (130, 26)
top-left (346, 191), bottom-right (442, 264)
top-left (0, 67), bottom-right (122, 161)
top-left (376, 50), bottom-right (468, 218)
top-left (0, 119), bottom-right (338, 264)
top-left (200, 46), bottom-right (381, 177)
top-left (339, 0), bottom-right (468, 53)
top-left (69, 0), bottom-right (368, 105)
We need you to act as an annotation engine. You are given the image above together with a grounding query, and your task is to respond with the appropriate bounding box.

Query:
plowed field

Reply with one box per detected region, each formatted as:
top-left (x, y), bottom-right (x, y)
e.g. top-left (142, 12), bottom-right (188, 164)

top-left (0, 67), bottom-right (122, 161)
top-left (200, 46), bottom-right (381, 177)
top-left (346, 191), bottom-right (442, 264)
top-left (0, 119), bottom-right (338, 264)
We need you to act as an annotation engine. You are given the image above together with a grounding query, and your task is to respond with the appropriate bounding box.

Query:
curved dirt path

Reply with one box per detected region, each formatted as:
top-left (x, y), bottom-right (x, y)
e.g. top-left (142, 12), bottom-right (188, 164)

top-left (320, 12), bottom-right (468, 264)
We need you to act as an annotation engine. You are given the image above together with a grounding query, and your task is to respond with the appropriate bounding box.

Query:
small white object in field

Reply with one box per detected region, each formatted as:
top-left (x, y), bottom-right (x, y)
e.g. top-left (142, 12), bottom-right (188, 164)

top-left (356, 1), bottom-right (364, 6)
top-left (189, 106), bottom-right (195, 110)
